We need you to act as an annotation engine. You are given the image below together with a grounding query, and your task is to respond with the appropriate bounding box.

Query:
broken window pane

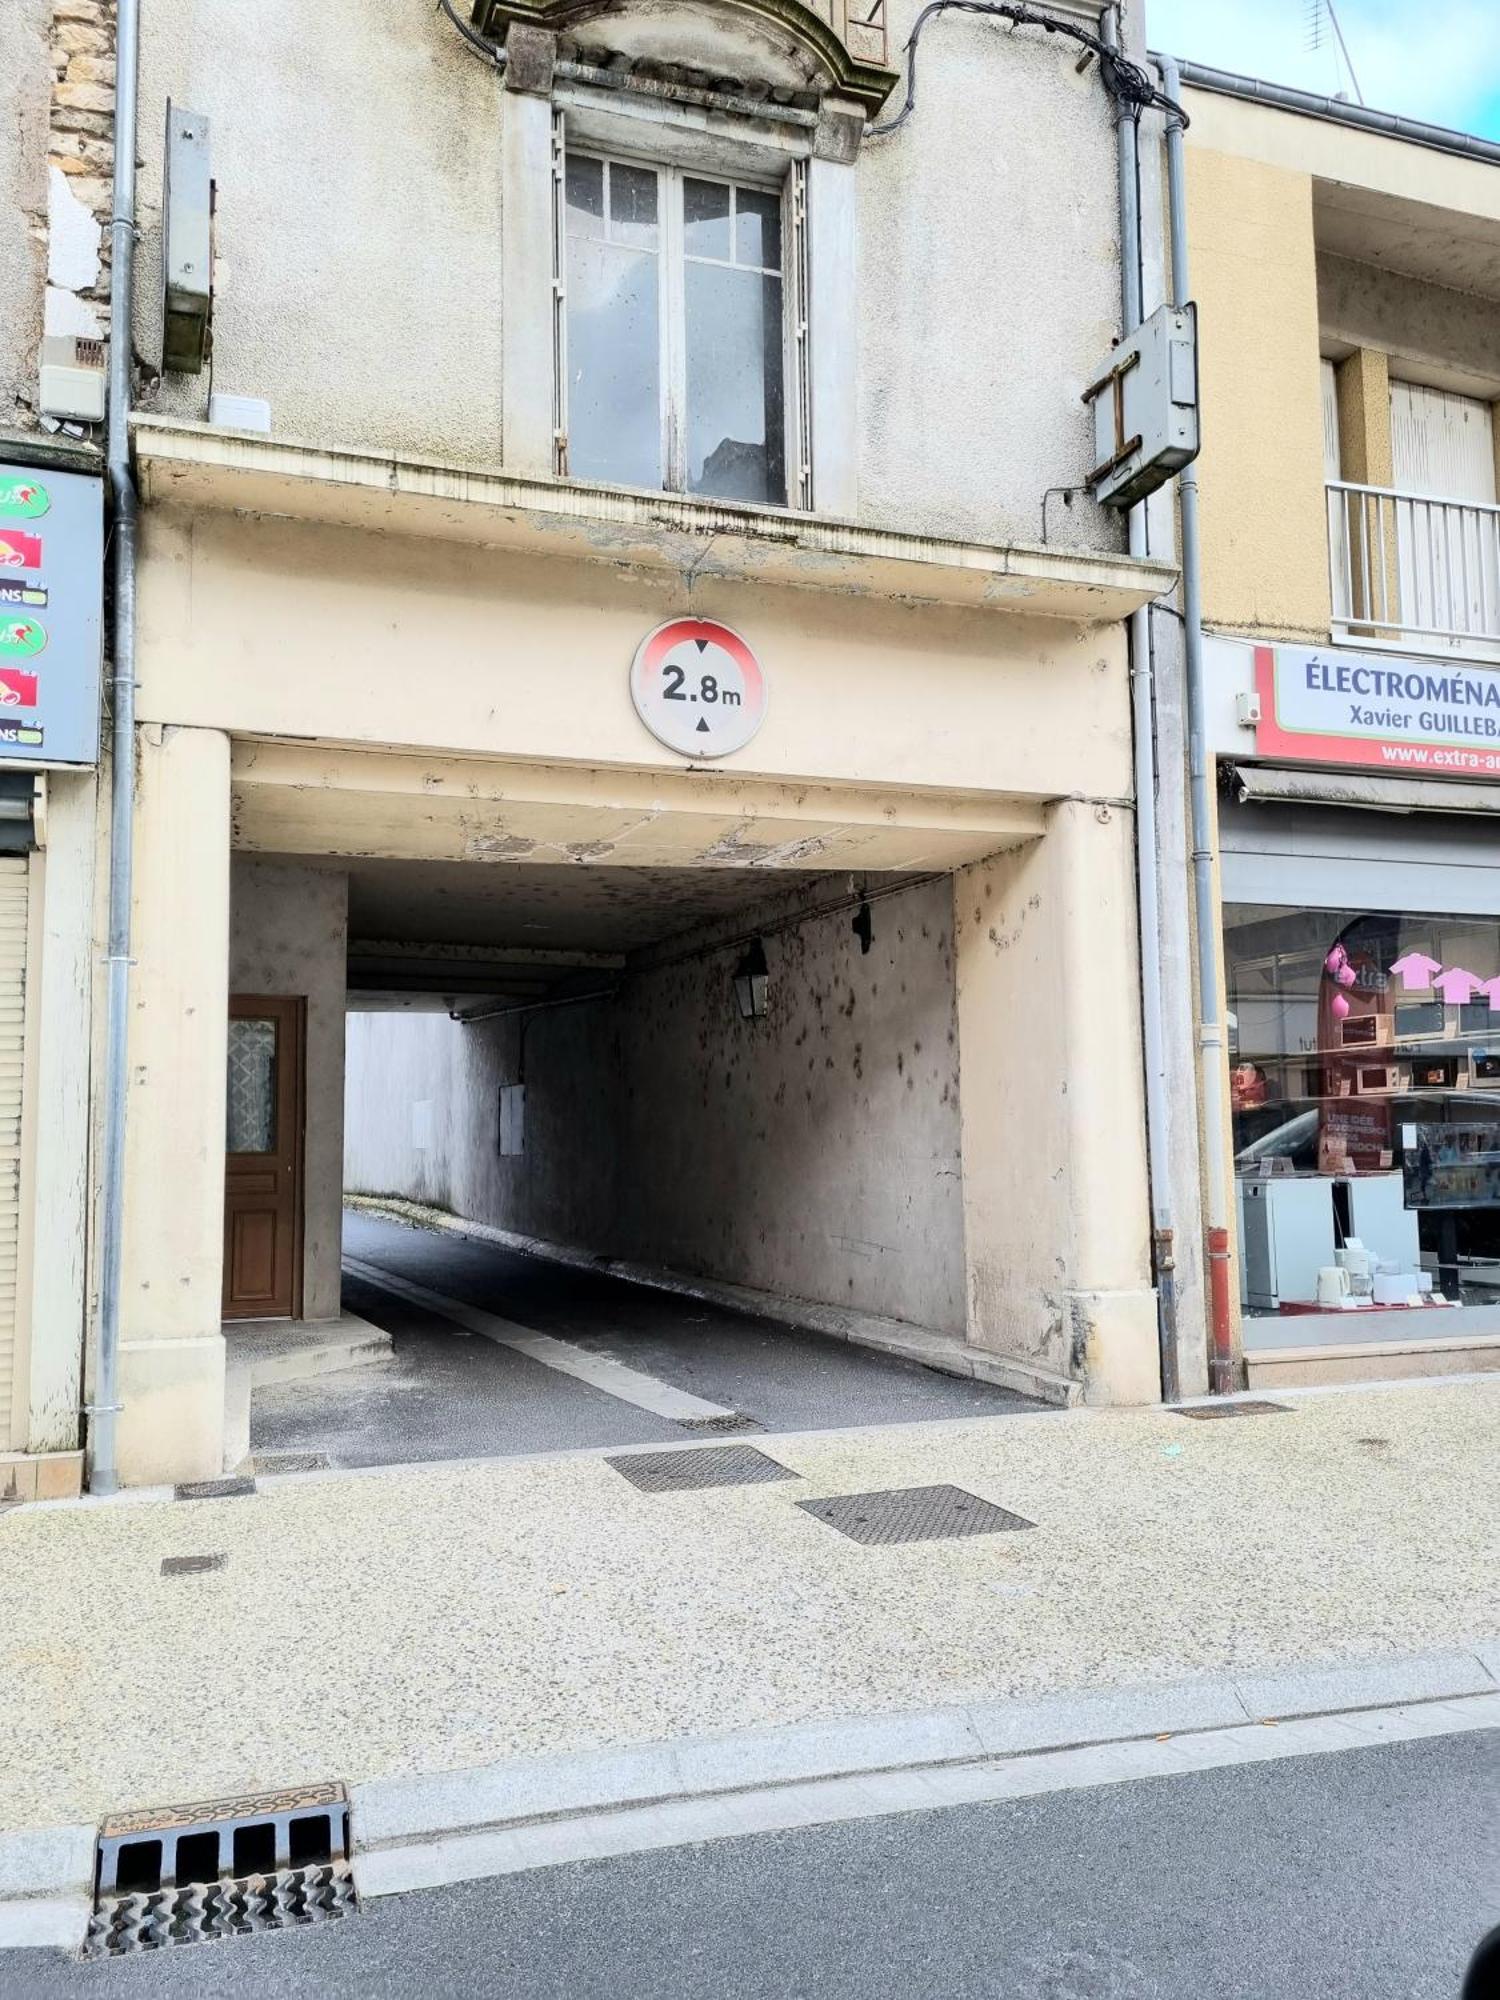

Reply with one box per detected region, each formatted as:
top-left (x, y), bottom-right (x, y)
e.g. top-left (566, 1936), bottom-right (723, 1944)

top-left (686, 262), bottom-right (785, 505)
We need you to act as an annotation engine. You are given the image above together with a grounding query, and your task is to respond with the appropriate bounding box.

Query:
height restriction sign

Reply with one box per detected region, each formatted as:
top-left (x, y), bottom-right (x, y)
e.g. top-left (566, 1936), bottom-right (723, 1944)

top-left (630, 617), bottom-right (767, 759)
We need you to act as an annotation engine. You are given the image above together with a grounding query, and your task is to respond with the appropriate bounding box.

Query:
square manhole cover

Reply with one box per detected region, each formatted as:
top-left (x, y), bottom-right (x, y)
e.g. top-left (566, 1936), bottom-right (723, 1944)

top-left (605, 1445), bottom-right (798, 1493)
top-left (1174, 1400), bottom-right (1290, 1421)
top-left (798, 1484), bottom-right (1035, 1546)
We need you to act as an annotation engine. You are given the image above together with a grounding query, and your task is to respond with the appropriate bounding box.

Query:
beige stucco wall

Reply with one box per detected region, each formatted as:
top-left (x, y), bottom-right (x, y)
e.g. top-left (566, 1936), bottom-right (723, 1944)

top-left (137, 511), bottom-right (1135, 807)
top-left (954, 800), bottom-right (1158, 1403)
top-left (229, 858), bottom-right (348, 1323)
top-left (118, 724), bottom-right (230, 1486)
top-left (128, 0), bottom-right (1136, 550)
top-left (1185, 144), bottom-right (1331, 644)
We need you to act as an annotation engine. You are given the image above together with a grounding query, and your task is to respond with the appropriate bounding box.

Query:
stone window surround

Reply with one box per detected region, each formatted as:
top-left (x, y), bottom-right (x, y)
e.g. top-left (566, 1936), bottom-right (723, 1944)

top-left (500, 36), bottom-right (859, 521)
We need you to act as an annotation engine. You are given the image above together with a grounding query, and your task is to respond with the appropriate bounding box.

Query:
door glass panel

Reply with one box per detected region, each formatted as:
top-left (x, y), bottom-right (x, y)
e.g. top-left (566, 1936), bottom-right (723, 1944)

top-left (227, 1017), bottom-right (278, 1154)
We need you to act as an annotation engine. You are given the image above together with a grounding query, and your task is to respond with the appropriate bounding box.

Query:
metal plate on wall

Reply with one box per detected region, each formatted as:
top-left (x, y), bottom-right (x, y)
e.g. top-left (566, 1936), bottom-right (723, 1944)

top-left (797, 1484), bottom-right (1035, 1546)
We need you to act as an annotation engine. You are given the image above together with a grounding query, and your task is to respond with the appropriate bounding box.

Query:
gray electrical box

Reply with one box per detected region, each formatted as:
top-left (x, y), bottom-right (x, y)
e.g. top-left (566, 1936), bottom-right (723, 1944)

top-left (1084, 302), bottom-right (1199, 509)
top-left (161, 102), bottom-right (212, 374)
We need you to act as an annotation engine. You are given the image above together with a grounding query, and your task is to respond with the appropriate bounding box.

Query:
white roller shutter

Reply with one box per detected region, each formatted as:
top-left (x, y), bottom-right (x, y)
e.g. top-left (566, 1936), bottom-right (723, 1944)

top-left (1321, 358), bottom-right (1341, 480)
top-left (1390, 382), bottom-right (1496, 503)
top-left (0, 857), bottom-right (30, 1448)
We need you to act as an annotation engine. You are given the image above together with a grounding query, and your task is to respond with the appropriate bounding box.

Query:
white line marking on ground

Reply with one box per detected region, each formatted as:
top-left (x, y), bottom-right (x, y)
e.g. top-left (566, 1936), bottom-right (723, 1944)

top-left (352, 1693), bottom-right (1500, 1901)
top-left (342, 1255), bottom-right (735, 1424)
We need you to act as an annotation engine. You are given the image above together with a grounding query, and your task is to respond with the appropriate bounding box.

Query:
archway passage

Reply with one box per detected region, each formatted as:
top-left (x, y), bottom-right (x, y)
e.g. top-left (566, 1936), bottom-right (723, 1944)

top-left (245, 849), bottom-right (1041, 1472)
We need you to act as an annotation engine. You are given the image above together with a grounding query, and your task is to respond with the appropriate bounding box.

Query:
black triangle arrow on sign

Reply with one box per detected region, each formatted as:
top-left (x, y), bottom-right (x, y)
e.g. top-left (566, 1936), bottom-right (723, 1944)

top-left (696, 717), bottom-right (710, 733)
top-left (695, 638), bottom-right (710, 652)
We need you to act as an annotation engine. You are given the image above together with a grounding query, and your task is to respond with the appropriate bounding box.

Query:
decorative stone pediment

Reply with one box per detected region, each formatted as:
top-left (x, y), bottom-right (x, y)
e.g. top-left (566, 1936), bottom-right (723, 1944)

top-left (469, 0), bottom-right (899, 116)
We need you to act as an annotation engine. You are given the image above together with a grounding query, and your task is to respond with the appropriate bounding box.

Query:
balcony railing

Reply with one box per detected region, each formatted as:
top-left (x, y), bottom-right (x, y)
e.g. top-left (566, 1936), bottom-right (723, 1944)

top-left (1327, 478), bottom-right (1500, 660)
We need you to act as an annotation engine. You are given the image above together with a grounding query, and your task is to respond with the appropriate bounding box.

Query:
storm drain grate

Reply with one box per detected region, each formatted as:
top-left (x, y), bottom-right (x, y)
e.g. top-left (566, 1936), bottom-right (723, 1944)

top-left (798, 1484), bottom-right (1036, 1546)
top-left (94, 1782), bottom-right (349, 1903)
top-left (1174, 1400), bottom-right (1291, 1421)
top-left (174, 1476), bottom-right (257, 1501)
top-left (605, 1444), bottom-right (797, 1492)
top-left (253, 1452), bottom-right (333, 1475)
top-left (674, 1412), bottom-right (761, 1435)
top-left (160, 1553), bottom-right (227, 1578)
top-left (84, 1863), bottom-right (355, 1957)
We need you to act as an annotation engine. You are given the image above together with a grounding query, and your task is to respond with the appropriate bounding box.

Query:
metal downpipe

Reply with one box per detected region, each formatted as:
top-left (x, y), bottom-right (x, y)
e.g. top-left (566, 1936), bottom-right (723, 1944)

top-left (89, 0), bottom-right (143, 1494)
top-left (1105, 8), bottom-right (1179, 1403)
top-left (1159, 51), bottom-right (1233, 1393)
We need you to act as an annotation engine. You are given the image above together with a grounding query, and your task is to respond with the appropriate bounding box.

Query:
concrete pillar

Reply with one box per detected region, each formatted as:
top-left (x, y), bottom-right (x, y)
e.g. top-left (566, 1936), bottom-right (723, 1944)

top-left (117, 724), bottom-right (231, 1485)
top-left (1336, 348), bottom-right (1398, 628)
top-left (955, 800), bottom-right (1159, 1406)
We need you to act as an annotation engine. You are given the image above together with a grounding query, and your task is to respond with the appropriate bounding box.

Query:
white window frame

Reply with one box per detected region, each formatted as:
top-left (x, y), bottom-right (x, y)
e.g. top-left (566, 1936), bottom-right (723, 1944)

top-left (552, 119), bottom-right (814, 511)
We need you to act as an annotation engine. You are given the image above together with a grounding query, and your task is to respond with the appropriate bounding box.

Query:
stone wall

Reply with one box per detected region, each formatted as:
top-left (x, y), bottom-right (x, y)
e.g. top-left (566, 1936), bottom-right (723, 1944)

top-left (2, 0), bottom-right (115, 435)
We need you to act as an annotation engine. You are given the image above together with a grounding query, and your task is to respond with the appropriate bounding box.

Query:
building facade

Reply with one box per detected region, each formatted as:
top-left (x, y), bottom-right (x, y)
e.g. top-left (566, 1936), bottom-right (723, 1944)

top-left (1180, 66), bottom-right (1500, 1387)
top-left (50, 0), bottom-right (1196, 1487)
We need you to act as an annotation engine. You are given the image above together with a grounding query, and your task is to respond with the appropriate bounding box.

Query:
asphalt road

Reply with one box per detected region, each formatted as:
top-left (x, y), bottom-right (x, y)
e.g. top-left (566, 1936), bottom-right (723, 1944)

top-left (9, 1733), bottom-right (1498, 1999)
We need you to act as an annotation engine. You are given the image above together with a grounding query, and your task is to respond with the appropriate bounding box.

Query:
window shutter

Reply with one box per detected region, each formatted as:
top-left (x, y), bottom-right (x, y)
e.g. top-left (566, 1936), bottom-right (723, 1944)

top-left (0, 857), bottom-right (30, 1449)
top-left (788, 157), bottom-right (813, 512)
top-left (551, 107), bottom-right (569, 478)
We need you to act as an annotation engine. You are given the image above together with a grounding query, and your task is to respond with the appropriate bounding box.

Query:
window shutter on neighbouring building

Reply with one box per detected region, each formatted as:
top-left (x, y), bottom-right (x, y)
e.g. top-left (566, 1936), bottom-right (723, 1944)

top-left (0, 857), bottom-right (31, 1450)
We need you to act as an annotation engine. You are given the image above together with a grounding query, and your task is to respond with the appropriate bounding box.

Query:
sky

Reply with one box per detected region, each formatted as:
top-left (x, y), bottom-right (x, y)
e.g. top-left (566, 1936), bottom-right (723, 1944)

top-left (1145, 0), bottom-right (1500, 141)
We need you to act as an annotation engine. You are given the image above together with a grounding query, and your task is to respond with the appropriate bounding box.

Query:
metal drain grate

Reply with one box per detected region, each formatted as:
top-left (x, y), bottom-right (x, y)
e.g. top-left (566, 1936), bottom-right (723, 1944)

top-left (85, 1864), bottom-right (355, 1957)
top-left (605, 1444), bottom-right (797, 1492)
top-left (96, 1782), bottom-right (349, 1901)
top-left (674, 1412), bottom-right (761, 1434)
top-left (254, 1452), bottom-right (333, 1474)
top-left (798, 1484), bottom-right (1036, 1546)
top-left (174, 1475), bottom-right (257, 1501)
top-left (1174, 1400), bottom-right (1290, 1421)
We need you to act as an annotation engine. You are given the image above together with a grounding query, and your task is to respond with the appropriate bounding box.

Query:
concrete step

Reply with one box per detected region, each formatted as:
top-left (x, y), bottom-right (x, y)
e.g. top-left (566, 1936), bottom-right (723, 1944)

top-left (1246, 1330), bottom-right (1500, 1388)
top-left (223, 1312), bottom-right (394, 1471)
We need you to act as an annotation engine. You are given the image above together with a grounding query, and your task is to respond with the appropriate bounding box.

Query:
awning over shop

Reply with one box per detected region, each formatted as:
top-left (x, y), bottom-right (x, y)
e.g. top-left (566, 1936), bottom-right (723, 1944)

top-left (1230, 764), bottom-right (1500, 816)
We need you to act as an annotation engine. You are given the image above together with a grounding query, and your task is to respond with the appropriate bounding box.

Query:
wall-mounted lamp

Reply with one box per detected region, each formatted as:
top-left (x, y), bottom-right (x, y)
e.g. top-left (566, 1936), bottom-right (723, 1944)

top-left (732, 939), bottom-right (769, 1020)
top-left (852, 899), bottom-right (873, 955)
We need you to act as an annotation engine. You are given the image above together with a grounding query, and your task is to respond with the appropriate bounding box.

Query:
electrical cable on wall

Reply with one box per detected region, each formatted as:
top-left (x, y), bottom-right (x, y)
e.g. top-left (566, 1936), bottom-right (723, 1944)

top-left (868, 1), bottom-right (1185, 137)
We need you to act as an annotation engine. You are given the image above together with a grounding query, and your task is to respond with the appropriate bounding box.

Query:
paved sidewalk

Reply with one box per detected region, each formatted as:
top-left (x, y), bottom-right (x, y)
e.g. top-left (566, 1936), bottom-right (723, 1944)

top-left (0, 1378), bottom-right (1495, 1838)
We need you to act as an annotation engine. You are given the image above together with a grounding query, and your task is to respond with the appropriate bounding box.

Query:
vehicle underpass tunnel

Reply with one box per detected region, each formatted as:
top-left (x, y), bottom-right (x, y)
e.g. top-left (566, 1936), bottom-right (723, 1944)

top-left (118, 742), bottom-right (1161, 1486)
top-left (315, 820), bottom-right (1158, 1432)
top-left (341, 858), bottom-right (971, 1343)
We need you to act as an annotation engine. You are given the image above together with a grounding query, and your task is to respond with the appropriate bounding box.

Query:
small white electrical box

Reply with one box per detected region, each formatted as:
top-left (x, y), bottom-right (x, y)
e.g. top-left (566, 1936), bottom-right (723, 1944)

top-left (208, 392), bottom-right (272, 433)
top-left (1084, 302), bottom-right (1200, 508)
top-left (38, 335), bottom-right (106, 422)
top-left (1235, 690), bottom-right (1262, 727)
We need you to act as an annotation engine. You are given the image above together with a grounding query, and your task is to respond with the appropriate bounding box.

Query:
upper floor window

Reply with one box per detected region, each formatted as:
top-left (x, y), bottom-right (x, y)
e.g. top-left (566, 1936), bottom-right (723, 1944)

top-left (561, 152), bottom-right (794, 508)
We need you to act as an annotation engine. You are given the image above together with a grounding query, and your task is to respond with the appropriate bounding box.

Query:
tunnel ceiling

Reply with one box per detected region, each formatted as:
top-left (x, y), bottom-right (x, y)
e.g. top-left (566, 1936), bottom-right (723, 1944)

top-left (292, 854), bottom-right (926, 1006)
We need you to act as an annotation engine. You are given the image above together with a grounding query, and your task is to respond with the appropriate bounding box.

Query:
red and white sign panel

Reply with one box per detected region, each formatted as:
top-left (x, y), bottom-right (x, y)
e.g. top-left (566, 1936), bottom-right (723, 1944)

top-left (630, 618), bottom-right (767, 760)
top-left (1256, 643), bottom-right (1500, 777)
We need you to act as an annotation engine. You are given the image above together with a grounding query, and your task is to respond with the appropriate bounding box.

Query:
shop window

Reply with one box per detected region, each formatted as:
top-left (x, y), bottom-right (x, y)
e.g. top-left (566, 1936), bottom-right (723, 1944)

top-left (558, 150), bottom-right (802, 508)
top-left (1225, 905), bottom-right (1500, 1317)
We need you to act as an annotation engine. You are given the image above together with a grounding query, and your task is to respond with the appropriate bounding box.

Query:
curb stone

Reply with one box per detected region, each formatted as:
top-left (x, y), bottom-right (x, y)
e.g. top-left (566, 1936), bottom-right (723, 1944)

top-left (5, 1644), bottom-right (1496, 1949)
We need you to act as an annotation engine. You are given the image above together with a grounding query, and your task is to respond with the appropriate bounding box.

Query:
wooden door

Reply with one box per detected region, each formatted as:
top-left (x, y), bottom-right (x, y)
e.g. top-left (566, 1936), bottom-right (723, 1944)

top-left (223, 995), bottom-right (304, 1321)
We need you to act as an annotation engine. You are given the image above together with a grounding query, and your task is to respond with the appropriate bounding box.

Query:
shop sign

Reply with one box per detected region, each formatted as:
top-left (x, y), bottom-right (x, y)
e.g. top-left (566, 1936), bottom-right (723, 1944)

top-left (1255, 642), bottom-right (1500, 777)
top-left (630, 617), bottom-right (767, 760)
top-left (0, 462), bottom-right (103, 764)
